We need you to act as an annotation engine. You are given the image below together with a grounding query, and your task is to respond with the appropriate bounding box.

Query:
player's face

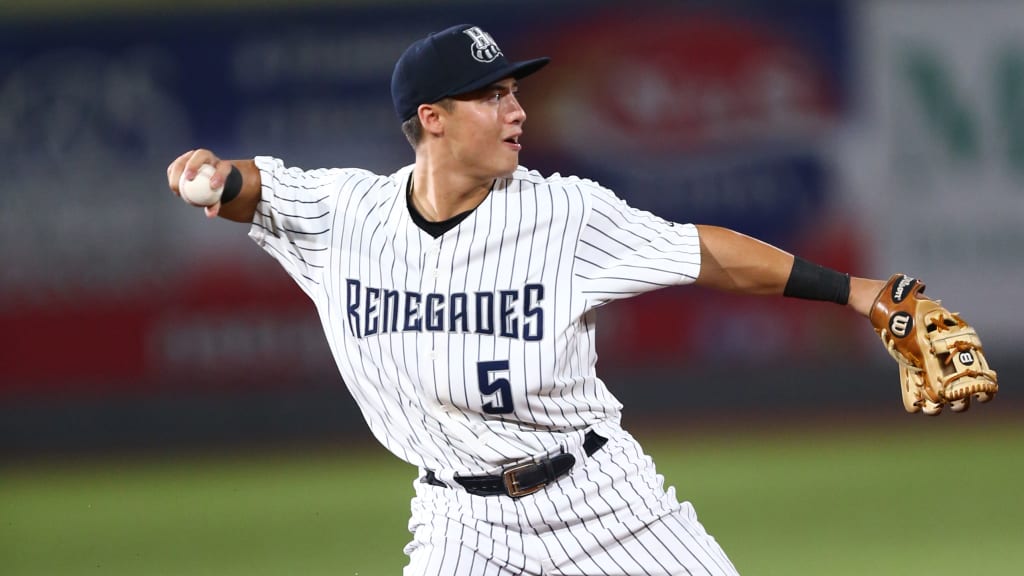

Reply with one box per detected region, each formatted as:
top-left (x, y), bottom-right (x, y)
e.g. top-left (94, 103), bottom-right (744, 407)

top-left (445, 78), bottom-right (526, 179)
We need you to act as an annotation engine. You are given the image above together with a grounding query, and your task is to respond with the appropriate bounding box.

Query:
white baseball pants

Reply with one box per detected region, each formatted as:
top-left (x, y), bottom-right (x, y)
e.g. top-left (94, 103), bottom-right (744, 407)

top-left (402, 425), bottom-right (740, 576)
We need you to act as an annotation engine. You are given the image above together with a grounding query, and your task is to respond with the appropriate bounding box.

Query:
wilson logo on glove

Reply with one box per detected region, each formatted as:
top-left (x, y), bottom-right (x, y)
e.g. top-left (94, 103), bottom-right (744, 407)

top-left (892, 275), bottom-right (915, 303)
top-left (888, 313), bottom-right (912, 338)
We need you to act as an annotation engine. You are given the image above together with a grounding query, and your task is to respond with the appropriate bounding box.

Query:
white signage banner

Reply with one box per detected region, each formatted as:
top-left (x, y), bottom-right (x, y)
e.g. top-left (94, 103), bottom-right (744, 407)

top-left (845, 0), bottom-right (1024, 350)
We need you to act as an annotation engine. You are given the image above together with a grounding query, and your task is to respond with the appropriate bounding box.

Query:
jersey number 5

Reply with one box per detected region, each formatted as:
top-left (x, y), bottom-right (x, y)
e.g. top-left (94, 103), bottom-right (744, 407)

top-left (477, 360), bottom-right (514, 414)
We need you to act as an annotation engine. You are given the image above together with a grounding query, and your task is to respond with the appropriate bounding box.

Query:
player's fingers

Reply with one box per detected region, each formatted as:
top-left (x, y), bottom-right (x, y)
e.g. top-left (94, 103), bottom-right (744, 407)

top-left (204, 202), bottom-right (221, 219)
top-left (167, 149), bottom-right (195, 193)
top-left (207, 161), bottom-right (233, 191)
top-left (182, 149), bottom-right (220, 183)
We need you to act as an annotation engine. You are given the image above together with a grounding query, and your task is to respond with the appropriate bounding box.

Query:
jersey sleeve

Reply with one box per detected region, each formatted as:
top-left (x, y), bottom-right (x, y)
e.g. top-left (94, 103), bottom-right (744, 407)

top-left (574, 184), bottom-right (701, 305)
top-left (248, 156), bottom-right (346, 298)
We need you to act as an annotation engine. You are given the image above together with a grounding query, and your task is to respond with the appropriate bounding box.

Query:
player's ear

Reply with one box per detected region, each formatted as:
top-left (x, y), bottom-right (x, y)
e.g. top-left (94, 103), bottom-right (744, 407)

top-left (418, 103), bottom-right (446, 137)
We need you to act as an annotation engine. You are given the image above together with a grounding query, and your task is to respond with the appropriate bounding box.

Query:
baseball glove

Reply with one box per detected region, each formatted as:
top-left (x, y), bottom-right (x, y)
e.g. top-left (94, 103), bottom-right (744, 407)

top-left (869, 274), bottom-right (998, 415)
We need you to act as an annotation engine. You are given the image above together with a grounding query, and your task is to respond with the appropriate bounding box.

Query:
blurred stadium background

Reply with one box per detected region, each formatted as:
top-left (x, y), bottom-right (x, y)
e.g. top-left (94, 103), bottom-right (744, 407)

top-left (1, 1), bottom-right (1021, 574)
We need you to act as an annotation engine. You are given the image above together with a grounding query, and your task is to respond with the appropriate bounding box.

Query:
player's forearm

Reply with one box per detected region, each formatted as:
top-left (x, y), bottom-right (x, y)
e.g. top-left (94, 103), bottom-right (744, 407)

top-left (694, 224), bottom-right (793, 295)
top-left (216, 159), bottom-right (262, 223)
top-left (695, 225), bottom-right (886, 316)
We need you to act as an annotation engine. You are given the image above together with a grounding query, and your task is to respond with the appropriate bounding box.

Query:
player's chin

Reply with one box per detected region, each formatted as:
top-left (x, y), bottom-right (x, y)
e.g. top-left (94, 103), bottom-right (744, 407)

top-left (494, 152), bottom-right (520, 176)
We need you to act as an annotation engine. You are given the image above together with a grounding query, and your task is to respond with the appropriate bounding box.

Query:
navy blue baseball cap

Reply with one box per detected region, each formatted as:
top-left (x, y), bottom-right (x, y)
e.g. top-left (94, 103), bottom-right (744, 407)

top-left (391, 24), bottom-right (550, 122)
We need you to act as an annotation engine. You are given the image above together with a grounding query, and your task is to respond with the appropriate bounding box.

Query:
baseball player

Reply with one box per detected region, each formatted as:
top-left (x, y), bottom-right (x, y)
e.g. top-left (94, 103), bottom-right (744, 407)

top-left (166, 24), bottom-right (993, 575)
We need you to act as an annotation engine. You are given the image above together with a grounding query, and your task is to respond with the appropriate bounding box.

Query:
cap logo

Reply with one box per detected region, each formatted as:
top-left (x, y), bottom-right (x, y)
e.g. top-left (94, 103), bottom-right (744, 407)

top-left (463, 27), bottom-right (502, 63)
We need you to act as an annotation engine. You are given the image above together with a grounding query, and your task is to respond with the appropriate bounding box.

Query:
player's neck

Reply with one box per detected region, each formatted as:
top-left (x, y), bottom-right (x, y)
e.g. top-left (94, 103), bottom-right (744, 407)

top-left (410, 161), bottom-right (494, 222)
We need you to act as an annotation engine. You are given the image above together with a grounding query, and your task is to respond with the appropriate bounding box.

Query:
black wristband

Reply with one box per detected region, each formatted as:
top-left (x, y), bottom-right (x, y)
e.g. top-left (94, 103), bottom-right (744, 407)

top-left (783, 256), bottom-right (851, 305)
top-left (221, 165), bottom-right (243, 204)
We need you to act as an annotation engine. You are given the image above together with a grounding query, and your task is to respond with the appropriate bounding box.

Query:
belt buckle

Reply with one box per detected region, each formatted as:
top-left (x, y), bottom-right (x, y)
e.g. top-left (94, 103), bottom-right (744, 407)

top-left (502, 462), bottom-right (544, 498)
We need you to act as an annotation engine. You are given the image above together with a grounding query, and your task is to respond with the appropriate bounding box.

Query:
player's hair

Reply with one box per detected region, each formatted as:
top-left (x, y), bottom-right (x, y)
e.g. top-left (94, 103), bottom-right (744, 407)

top-left (401, 98), bottom-right (455, 148)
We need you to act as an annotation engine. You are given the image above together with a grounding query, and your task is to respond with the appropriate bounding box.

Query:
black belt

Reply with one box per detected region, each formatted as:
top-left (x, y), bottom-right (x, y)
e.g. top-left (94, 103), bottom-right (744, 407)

top-left (422, 430), bottom-right (607, 498)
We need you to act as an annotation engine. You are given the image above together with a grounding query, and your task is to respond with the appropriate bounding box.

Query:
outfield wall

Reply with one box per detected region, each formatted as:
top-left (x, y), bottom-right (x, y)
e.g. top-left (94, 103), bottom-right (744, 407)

top-left (1, 0), bottom-right (1019, 454)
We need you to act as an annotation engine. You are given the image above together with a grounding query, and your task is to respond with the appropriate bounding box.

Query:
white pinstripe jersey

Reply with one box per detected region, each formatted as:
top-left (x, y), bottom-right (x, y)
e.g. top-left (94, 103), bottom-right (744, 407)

top-left (249, 156), bottom-right (701, 476)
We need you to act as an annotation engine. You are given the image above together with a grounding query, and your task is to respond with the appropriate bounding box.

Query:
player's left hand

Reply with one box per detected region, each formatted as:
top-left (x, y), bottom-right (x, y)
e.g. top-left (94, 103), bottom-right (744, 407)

top-left (869, 274), bottom-right (998, 415)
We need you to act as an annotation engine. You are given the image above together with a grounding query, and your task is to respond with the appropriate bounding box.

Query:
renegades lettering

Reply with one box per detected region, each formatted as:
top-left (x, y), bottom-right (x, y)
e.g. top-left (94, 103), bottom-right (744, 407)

top-left (345, 279), bottom-right (544, 341)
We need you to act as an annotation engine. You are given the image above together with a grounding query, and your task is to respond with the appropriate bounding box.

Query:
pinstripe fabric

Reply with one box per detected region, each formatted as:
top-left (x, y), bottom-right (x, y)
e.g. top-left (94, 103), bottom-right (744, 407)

top-left (248, 157), bottom-right (737, 574)
top-left (404, 426), bottom-right (739, 576)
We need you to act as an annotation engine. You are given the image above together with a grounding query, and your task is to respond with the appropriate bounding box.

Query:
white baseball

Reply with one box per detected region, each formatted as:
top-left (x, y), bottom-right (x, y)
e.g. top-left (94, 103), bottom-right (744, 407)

top-left (178, 164), bottom-right (223, 206)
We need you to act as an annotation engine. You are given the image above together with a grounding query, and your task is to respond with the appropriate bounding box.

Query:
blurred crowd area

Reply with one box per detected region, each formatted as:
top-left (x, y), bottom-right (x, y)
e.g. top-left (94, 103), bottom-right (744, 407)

top-left (1, 0), bottom-right (1021, 456)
